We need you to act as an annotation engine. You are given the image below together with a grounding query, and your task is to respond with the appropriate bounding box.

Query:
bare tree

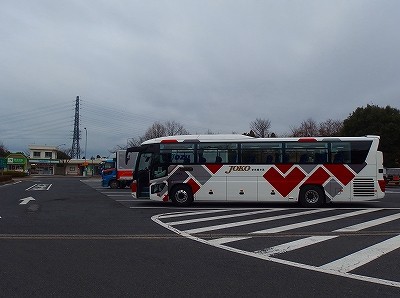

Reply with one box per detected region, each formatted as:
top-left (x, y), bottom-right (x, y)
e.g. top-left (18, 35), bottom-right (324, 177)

top-left (290, 118), bottom-right (318, 137)
top-left (249, 118), bottom-right (271, 137)
top-left (56, 149), bottom-right (71, 160)
top-left (127, 137), bottom-right (142, 148)
top-left (318, 119), bottom-right (343, 136)
top-left (165, 121), bottom-right (189, 136)
top-left (143, 121), bottom-right (166, 140)
top-left (116, 120), bottom-right (190, 151)
top-left (290, 118), bottom-right (343, 137)
top-left (0, 141), bottom-right (9, 157)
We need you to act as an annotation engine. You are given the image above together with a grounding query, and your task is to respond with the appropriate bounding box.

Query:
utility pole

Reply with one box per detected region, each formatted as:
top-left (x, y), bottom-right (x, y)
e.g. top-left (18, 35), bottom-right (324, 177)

top-left (71, 96), bottom-right (81, 158)
top-left (83, 127), bottom-right (87, 176)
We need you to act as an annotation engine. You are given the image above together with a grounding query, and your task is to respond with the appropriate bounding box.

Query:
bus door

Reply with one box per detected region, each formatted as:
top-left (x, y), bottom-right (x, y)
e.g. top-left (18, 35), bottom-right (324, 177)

top-left (126, 146), bottom-right (153, 199)
top-left (135, 152), bottom-right (154, 199)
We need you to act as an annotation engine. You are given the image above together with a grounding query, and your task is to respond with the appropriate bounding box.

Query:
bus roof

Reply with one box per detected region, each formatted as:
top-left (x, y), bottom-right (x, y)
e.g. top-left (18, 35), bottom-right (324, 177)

top-left (141, 134), bottom-right (380, 145)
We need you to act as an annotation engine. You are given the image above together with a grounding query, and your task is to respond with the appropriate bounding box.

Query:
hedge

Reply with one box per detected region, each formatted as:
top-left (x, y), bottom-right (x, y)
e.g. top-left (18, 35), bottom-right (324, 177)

top-left (1, 171), bottom-right (26, 178)
top-left (0, 175), bottom-right (12, 182)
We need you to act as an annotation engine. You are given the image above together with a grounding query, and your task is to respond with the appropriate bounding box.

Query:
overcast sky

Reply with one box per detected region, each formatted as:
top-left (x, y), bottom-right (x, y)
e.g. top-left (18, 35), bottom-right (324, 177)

top-left (1, 0), bottom-right (400, 158)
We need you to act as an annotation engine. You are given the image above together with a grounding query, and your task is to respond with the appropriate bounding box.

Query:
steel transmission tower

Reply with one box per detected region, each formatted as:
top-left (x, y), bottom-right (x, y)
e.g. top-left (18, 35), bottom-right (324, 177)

top-left (71, 96), bottom-right (81, 158)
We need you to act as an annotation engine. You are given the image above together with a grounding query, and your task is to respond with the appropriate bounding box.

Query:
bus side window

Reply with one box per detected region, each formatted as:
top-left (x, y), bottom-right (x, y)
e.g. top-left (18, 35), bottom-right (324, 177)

top-left (283, 153), bottom-right (290, 163)
top-left (247, 155), bottom-right (256, 164)
top-left (228, 150), bottom-right (238, 164)
top-left (333, 151), bottom-right (344, 163)
top-left (314, 152), bottom-right (327, 163)
top-left (198, 154), bottom-right (206, 163)
top-left (299, 154), bottom-right (309, 163)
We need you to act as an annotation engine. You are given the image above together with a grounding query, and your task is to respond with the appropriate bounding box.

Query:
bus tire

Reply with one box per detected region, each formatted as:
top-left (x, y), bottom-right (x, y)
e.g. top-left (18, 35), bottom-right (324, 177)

top-left (171, 184), bottom-right (193, 207)
top-left (299, 185), bottom-right (324, 208)
top-left (110, 180), bottom-right (119, 189)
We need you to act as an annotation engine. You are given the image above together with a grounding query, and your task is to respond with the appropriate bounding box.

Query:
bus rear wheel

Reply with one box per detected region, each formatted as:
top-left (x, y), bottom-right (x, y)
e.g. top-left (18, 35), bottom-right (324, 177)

top-left (299, 185), bottom-right (324, 208)
top-left (171, 185), bottom-right (193, 207)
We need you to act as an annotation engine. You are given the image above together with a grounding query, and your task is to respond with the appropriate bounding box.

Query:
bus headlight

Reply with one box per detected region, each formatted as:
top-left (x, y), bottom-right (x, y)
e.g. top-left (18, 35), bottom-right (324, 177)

top-left (151, 182), bottom-right (166, 194)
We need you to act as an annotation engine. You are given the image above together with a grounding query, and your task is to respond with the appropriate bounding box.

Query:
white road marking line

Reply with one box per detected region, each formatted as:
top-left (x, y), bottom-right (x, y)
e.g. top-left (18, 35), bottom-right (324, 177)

top-left (108, 195), bottom-right (132, 197)
top-left (152, 213), bottom-right (400, 288)
top-left (123, 199), bottom-right (154, 203)
top-left (255, 236), bottom-right (337, 256)
top-left (19, 197), bottom-right (35, 205)
top-left (167, 209), bottom-right (285, 225)
top-left (362, 200), bottom-right (380, 202)
top-left (183, 209), bottom-right (330, 234)
top-left (0, 180), bottom-right (22, 187)
top-left (131, 206), bottom-right (227, 210)
top-left (209, 236), bottom-right (252, 245)
top-left (25, 183), bottom-right (52, 191)
top-left (251, 209), bottom-right (381, 234)
top-left (251, 211), bottom-right (400, 257)
top-left (159, 207), bottom-right (400, 284)
top-left (320, 234), bottom-right (400, 273)
top-left (158, 209), bottom-right (231, 219)
top-left (385, 190), bottom-right (400, 194)
top-left (335, 212), bottom-right (400, 232)
top-left (25, 184), bottom-right (37, 191)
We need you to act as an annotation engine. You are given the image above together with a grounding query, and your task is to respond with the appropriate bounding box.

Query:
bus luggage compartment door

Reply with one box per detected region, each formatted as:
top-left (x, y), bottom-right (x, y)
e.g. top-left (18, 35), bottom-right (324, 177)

top-left (227, 176), bottom-right (257, 201)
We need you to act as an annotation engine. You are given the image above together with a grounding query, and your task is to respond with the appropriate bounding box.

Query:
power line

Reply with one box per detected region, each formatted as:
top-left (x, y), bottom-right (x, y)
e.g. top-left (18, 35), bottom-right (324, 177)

top-left (1, 97), bottom-right (214, 154)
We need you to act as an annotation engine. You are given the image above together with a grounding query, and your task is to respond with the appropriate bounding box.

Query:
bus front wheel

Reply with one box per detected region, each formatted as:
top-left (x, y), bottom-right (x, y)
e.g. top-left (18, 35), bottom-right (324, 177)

top-left (171, 185), bottom-right (193, 207)
top-left (110, 180), bottom-right (119, 189)
top-left (299, 185), bottom-right (324, 208)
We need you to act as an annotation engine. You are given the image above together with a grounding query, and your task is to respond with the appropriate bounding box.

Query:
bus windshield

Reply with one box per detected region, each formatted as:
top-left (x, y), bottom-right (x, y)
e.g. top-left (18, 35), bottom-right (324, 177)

top-left (137, 152), bottom-right (152, 172)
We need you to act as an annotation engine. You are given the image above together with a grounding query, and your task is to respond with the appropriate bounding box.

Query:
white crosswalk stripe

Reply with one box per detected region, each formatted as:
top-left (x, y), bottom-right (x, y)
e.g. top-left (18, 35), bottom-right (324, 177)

top-left (153, 208), bottom-right (400, 288)
top-left (209, 236), bottom-right (252, 245)
top-left (334, 212), bottom-right (400, 232)
top-left (158, 209), bottom-right (230, 219)
top-left (255, 236), bottom-right (337, 256)
top-left (167, 209), bottom-right (285, 226)
top-left (320, 234), bottom-right (400, 273)
top-left (253, 210), bottom-right (400, 258)
top-left (251, 208), bottom-right (380, 234)
top-left (183, 209), bottom-right (330, 234)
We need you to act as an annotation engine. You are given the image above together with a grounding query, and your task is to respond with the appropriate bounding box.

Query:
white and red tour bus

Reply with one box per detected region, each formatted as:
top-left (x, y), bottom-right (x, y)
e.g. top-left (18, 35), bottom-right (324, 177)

top-left (127, 134), bottom-right (385, 207)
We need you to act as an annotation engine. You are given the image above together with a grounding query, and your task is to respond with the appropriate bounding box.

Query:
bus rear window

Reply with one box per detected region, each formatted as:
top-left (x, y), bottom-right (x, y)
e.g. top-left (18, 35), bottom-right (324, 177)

top-left (331, 141), bottom-right (372, 164)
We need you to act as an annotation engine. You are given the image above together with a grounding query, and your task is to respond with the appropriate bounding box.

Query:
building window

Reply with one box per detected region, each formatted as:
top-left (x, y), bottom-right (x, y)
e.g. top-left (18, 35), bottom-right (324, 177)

top-left (33, 151), bottom-right (41, 158)
top-left (45, 152), bottom-right (52, 158)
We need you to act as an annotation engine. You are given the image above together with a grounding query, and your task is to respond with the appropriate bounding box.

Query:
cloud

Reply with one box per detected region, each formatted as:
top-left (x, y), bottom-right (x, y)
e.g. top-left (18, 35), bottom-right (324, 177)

top-left (1, 0), bottom-right (400, 156)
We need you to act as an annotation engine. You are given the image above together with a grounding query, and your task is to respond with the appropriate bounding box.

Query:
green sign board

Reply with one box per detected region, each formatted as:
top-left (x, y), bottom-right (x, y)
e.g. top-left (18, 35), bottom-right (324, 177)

top-left (7, 157), bottom-right (26, 164)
